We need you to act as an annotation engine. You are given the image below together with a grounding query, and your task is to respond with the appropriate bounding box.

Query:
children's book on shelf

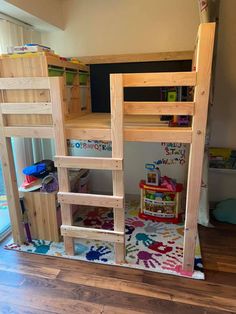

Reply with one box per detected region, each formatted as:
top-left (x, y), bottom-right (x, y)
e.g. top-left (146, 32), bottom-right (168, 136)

top-left (209, 147), bottom-right (236, 169)
top-left (7, 44), bottom-right (54, 54)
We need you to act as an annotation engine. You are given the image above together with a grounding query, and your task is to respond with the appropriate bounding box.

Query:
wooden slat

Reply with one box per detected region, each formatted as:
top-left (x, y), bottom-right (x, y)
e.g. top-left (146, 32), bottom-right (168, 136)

top-left (66, 126), bottom-right (192, 143)
top-left (0, 77), bottom-right (50, 90)
top-left (4, 126), bottom-right (54, 138)
top-left (124, 101), bottom-right (195, 115)
top-left (61, 225), bottom-right (124, 243)
top-left (123, 72), bottom-right (196, 87)
top-left (0, 102), bottom-right (52, 115)
top-left (65, 127), bottom-right (111, 141)
top-left (110, 74), bottom-right (125, 263)
top-left (125, 127), bottom-right (192, 143)
top-left (183, 23), bottom-right (216, 272)
top-left (55, 156), bottom-right (123, 170)
top-left (58, 192), bottom-right (124, 209)
top-left (0, 96), bottom-right (25, 244)
top-left (50, 77), bottom-right (74, 255)
top-left (78, 50), bottom-right (193, 64)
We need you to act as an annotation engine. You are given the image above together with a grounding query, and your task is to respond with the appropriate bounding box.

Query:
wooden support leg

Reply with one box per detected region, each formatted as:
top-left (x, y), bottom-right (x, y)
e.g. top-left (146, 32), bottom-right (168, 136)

top-left (50, 77), bottom-right (74, 255)
top-left (0, 137), bottom-right (25, 243)
top-left (182, 23), bottom-right (215, 273)
top-left (113, 170), bottom-right (125, 264)
top-left (58, 167), bottom-right (74, 255)
top-left (182, 140), bottom-right (204, 273)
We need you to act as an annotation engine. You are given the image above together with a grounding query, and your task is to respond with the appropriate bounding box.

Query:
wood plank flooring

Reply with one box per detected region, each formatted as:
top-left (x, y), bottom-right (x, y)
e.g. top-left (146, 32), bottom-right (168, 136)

top-left (0, 221), bottom-right (235, 313)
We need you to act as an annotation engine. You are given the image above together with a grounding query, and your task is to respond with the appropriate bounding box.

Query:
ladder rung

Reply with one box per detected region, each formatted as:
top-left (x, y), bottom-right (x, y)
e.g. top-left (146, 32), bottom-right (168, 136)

top-left (58, 192), bottom-right (124, 208)
top-left (0, 102), bottom-right (52, 115)
top-left (61, 225), bottom-right (124, 243)
top-left (55, 156), bottom-right (123, 170)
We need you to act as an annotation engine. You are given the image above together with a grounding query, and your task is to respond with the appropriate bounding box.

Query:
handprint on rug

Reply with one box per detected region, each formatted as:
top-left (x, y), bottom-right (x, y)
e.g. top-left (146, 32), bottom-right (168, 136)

top-left (125, 225), bottom-right (135, 241)
top-left (149, 241), bottom-right (173, 254)
top-left (136, 251), bottom-right (161, 268)
top-left (126, 217), bottom-right (145, 228)
top-left (27, 240), bottom-right (52, 254)
top-left (126, 243), bottom-right (139, 259)
top-left (86, 246), bottom-right (111, 262)
top-left (135, 233), bottom-right (156, 247)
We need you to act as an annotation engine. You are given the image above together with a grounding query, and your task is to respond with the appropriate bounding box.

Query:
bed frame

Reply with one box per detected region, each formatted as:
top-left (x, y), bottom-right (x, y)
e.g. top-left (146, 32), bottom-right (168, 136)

top-left (0, 23), bottom-right (215, 273)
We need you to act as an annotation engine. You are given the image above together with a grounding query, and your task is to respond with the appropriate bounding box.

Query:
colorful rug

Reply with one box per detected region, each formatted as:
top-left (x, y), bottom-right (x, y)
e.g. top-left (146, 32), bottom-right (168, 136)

top-left (5, 198), bottom-right (204, 279)
top-left (0, 195), bottom-right (11, 238)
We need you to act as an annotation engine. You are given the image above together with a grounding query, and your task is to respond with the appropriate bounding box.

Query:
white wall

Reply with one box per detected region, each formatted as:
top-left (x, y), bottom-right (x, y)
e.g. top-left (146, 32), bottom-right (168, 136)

top-left (42, 0), bottom-right (199, 57)
top-left (69, 141), bottom-right (188, 195)
top-left (209, 0), bottom-right (236, 202)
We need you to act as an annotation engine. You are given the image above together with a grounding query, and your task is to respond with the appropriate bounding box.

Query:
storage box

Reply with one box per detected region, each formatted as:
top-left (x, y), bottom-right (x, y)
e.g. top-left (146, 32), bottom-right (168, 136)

top-left (66, 69), bottom-right (77, 85)
top-left (48, 66), bottom-right (64, 77)
top-left (22, 191), bottom-right (61, 242)
top-left (79, 72), bottom-right (89, 85)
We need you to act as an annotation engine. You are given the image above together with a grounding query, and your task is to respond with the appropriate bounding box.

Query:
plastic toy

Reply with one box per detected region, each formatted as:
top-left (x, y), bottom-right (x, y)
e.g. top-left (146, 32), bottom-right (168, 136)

top-left (145, 163), bottom-right (161, 186)
top-left (139, 179), bottom-right (182, 223)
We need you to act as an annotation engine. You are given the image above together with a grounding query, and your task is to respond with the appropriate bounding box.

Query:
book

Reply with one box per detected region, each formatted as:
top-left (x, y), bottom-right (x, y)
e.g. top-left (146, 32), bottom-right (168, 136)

top-left (7, 44), bottom-right (54, 54)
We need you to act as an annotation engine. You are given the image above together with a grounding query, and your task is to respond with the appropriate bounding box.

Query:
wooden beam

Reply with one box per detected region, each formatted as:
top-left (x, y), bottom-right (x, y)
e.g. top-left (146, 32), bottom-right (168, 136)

top-left (125, 127), bottom-right (192, 143)
top-left (66, 126), bottom-right (192, 143)
top-left (66, 127), bottom-right (111, 141)
top-left (0, 100), bottom-right (25, 244)
top-left (0, 102), bottom-right (52, 115)
top-left (0, 77), bottom-right (50, 90)
top-left (50, 77), bottom-right (74, 255)
top-left (55, 156), bottom-right (123, 170)
top-left (183, 23), bottom-right (216, 272)
top-left (124, 101), bottom-right (195, 116)
top-left (58, 192), bottom-right (124, 209)
top-left (110, 74), bottom-right (125, 263)
top-left (123, 72), bottom-right (196, 87)
top-left (78, 50), bottom-right (193, 64)
top-left (4, 127), bottom-right (53, 138)
top-left (61, 225), bottom-right (124, 243)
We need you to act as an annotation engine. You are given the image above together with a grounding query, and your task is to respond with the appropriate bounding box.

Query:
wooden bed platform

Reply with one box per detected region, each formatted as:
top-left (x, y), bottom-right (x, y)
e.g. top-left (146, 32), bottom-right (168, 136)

top-left (0, 23), bottom-right (215, 274)
top-left (66, 113), bottom-right (192, 143)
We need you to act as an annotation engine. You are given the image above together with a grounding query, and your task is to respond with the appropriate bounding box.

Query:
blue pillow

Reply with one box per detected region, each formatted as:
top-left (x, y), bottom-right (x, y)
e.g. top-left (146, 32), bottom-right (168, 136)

top-left (213, 199), bottom-right (236, 224)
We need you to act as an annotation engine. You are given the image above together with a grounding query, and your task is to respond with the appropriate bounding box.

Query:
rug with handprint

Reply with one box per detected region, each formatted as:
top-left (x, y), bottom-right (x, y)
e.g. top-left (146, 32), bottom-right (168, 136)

top-left (5, 197), bottom-right (204, 279)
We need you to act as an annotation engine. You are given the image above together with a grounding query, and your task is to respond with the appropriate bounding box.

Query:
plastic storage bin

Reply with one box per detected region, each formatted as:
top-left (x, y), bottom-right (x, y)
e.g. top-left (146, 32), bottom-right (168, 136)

top-left (139, 180), bottom-right (182, 223)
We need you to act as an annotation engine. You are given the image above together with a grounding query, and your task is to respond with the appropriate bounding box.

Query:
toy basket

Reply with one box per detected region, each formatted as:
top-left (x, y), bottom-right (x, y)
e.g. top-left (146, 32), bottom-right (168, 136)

top-left (139, 180), bottom-right (182, 223)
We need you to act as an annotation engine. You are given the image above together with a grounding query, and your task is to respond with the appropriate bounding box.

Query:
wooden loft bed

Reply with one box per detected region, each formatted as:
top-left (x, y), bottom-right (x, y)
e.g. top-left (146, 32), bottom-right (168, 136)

top-left (0, 23), bottom-right (215, 273)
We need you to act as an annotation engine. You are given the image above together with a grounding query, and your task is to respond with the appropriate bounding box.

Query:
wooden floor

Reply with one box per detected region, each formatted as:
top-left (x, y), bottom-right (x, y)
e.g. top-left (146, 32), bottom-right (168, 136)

top-left (0, 221), bottom-right (236, 314)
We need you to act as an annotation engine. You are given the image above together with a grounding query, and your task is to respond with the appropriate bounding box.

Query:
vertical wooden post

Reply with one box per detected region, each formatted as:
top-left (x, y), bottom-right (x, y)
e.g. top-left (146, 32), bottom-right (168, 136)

top-left (110, 74), bottom-right (125, 263)
top-left (50, 77), bottom-right (74, 255)
top-left (183, 23), bottom-right (215, 272)
top-left (0, 92), bottom-right (25, 244)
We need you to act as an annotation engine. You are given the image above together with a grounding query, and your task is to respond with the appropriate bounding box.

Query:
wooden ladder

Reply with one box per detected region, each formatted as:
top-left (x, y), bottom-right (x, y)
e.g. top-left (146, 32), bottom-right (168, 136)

top-left (51, 75), bottom-right (125, 263)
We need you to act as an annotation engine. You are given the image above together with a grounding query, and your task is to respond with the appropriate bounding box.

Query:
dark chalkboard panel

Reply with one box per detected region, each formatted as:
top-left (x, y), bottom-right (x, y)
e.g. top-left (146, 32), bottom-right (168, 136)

top-left (90, 60), bottom-right (192, 113)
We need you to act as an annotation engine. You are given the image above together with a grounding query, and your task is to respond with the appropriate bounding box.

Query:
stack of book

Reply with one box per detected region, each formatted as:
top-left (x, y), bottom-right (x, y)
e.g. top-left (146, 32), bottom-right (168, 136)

top-left (7, 44), bottom-right (54, 54)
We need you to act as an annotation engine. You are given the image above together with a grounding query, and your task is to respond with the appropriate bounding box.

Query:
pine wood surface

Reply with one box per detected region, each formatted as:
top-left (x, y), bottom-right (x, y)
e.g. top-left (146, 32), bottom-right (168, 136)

top-left (0, 222), bottom-right (235, 313)
top-left (64, 113), bottom-right (192, 143)
top-left (183, 23), bottom-right (216, 271)
top-left (78, 50), bottom-right (193, 64)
